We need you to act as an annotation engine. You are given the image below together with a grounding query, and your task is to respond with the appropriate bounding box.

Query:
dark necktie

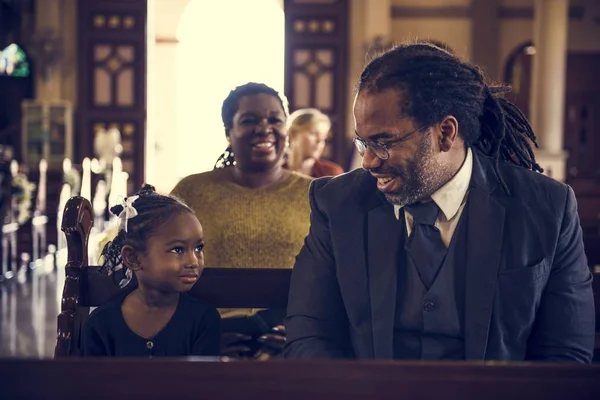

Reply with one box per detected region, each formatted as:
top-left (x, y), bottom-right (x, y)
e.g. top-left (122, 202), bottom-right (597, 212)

top-left (404, 201), bottom-right (447, 289)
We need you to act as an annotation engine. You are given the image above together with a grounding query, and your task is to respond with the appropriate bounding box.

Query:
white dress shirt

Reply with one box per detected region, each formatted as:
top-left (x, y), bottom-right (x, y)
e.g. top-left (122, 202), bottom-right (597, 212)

top-left (394, 148), bottom-right (473, 248)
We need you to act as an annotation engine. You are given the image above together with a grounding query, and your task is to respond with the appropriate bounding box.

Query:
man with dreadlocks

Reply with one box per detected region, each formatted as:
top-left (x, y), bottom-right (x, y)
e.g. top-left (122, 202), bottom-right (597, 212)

top-left (284, 42), bottom-right (595, 362)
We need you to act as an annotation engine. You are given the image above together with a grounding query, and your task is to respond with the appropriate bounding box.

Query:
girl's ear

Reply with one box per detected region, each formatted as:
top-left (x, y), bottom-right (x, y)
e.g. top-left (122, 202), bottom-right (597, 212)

top-left (121, 245), bottom-right (142, 271)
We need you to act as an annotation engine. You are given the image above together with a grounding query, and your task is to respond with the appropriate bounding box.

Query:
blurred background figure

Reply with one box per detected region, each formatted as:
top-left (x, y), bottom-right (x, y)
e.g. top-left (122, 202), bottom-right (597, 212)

top-left (285, 108), bottom-right (344, 178)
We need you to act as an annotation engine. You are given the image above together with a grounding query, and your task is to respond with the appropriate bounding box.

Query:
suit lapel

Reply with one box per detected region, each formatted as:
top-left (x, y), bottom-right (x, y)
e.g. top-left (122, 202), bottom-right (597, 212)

top-left (464, 151), bottom-right (506, 360)
top-left (367, 198), bottom-right (404, 358)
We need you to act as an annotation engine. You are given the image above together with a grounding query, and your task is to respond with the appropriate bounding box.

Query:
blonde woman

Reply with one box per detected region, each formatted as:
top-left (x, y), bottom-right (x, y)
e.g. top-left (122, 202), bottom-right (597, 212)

top-left (285, 108), bottom-right (344, 178)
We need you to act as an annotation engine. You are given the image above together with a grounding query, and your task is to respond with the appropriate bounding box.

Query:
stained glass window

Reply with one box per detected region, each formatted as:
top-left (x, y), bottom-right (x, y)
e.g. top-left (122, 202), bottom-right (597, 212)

top-left (0, 43), bottom-right (30, 78)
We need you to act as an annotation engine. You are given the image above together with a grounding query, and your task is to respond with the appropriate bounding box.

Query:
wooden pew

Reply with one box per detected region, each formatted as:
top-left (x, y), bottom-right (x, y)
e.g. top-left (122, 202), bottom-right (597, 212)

top-left (54, 196), bottom-right (600, 360)
top-left (55, 196), bottom-right (291, 357)
top-left (0, 146), bottom-right (14, 282)
top-left (15, 158), bottom-right (52, 281)
top-left (582, 219), bottom-right (600, 271)
top-left (594, 272), bottom-right (600, 362)
top-left (91, 179), bottom-right (108, 232)
top-left (31, 159), bottom-right (48, 262)
top-left (0, 160), bottom-right (20, 283)
top-left (1, 359), bottom-right (599, 399)
top-left (80, 157), bottom-right (92, 202)
top-left (582, 220), bottom-right (600, 361)
top-left (55, 159), bottom-right (74, 267)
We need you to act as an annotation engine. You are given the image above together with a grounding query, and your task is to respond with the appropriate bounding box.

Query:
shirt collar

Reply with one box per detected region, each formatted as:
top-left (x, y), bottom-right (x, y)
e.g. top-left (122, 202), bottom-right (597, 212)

top-left (394, 147), bottom-right (473, 220)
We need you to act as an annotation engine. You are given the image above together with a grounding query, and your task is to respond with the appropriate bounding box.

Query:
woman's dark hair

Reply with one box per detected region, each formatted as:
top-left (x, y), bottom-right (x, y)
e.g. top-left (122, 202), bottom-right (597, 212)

top-left (357, 41), bottom-right (543, 194)
top-left (214, 82), bottom-right (289, 169)
top-left (99, 184), bottom-right (195, 279)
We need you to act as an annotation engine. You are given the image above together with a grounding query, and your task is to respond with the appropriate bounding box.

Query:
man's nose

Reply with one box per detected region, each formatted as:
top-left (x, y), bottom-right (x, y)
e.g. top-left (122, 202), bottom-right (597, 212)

top-left (361, 147), bottom-right (382, 170)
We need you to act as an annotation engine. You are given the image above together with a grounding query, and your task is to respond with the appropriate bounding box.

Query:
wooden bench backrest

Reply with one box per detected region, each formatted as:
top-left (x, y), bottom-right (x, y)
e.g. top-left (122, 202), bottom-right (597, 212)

top-left (584, 233), bottom-right (600, 270)
top-left (55, 197), bottom-right (600, 358)
top-left (55, 197), bottom-right (291, 357)
top-left (594, 273), bottom-right (600, 334)
top-left (2, 359), bottom-right (600, 399)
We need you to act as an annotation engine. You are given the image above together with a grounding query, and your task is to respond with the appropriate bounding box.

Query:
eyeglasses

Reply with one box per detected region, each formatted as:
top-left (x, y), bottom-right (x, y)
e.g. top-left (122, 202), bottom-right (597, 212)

top-left (353, 125), bottom-right (429, 161)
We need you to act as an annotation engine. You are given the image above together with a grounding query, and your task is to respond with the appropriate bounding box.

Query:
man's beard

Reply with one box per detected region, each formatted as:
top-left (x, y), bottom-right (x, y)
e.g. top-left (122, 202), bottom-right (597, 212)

top-left (379, 137), bottom-right (450, 207)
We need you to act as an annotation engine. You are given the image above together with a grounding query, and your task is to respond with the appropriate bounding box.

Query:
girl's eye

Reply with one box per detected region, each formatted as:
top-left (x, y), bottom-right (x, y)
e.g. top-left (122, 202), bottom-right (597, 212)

top-left (269, 117), bottom-right (283, 124)
top-left (170, 247), bottom-right (184, 254)
top-left (195, 244), bottom-right (204, 253)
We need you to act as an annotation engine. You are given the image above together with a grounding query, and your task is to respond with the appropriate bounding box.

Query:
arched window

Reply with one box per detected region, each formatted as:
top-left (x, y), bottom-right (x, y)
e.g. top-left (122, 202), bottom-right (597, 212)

top-left (0, 43), bottom-right (30, 78)
top-left (503, 41), bottom-right (535, 119)
top-left (175, 0), bottom-right (285, 177)
top-left (504, 41), bottom-right (535, 86)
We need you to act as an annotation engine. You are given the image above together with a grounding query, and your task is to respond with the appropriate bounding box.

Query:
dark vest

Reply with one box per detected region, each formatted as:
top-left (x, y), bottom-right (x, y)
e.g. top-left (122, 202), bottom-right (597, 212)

top-left (393, 205), bottom-right (469, 360)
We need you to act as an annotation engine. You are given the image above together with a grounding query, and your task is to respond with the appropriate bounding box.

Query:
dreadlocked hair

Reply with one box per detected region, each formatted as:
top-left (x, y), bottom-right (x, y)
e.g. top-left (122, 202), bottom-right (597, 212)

top-left (357, 41), bottom-right (543, 194)
top-left (99, 184), bottom-right (195, 282)
top-left (214, 82), bottom-right (289, 169)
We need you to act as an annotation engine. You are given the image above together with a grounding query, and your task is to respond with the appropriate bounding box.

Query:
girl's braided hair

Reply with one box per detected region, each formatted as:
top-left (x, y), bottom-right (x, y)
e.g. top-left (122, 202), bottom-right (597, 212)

top-left (99, 184), bottom-right (195, 282)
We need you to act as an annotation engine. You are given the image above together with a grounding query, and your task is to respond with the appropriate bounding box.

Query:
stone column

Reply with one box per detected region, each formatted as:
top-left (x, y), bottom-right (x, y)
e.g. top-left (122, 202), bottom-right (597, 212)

top-left (529, 0), bottom-right (569, 181)
top-left (349, 0), bottom-right (392, 170)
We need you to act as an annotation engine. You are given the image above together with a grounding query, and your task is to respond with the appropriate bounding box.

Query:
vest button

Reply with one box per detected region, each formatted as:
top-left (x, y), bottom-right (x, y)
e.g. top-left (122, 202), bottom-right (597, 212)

top-left (146, 341), bottom-right (154, 349)
top-left (423, 301), bottom-right (435, 312)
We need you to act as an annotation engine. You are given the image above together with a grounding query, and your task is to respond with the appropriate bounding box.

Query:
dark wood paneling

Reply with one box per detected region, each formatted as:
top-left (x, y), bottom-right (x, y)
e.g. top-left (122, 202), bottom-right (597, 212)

top-left (77, 0), bottom-right (146, 193)
top-left (504, 50), bottom-right (600, 222)
top-left (564, 53), bottom-right (600, 208)
top-left (284, 0), bottom-right (351, 169)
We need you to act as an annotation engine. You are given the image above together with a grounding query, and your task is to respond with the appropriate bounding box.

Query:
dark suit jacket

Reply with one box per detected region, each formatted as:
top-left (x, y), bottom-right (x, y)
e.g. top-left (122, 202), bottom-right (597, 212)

top-left (284, 150), bottom-right (595, 362)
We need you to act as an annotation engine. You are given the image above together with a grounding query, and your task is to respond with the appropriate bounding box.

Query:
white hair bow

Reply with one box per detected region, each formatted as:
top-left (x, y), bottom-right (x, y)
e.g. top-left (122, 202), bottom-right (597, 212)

top-left (117, 195), bottom-right (139, 232)
top-left (104, 261), bottom-right (132, 288)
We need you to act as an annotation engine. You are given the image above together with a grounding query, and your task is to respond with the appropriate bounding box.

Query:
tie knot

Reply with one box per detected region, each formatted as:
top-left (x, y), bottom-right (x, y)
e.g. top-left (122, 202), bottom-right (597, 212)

top-left (405, 201), bottom-right (439, 226)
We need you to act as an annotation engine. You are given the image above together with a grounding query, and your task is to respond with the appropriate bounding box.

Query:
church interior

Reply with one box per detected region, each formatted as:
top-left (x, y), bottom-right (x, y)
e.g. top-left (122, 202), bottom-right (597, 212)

top-left (1, 0), bottom-right (600, 398)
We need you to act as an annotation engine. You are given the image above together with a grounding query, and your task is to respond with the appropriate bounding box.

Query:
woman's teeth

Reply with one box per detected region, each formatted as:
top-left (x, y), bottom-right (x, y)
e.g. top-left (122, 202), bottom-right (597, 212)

top-left (253, 142), bottom-right (274, 148)
top-left (378, 177), bottom-right (394, 185)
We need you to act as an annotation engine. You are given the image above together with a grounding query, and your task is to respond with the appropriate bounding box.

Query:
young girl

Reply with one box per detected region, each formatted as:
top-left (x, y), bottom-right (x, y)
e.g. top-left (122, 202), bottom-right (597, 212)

top-left (82, 185), bottom-right (221, 357)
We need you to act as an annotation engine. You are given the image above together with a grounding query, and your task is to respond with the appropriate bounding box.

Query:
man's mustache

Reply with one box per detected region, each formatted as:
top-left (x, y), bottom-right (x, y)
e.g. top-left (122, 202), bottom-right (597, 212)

top-left (368, 167), bottom-right (405, 176)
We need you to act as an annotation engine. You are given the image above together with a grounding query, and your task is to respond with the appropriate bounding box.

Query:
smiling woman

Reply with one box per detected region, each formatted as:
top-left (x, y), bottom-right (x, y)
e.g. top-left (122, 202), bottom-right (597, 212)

top-left (170, 83), bottom-right (312, 333)
top-left (171, 83), bottom-right (312, 274)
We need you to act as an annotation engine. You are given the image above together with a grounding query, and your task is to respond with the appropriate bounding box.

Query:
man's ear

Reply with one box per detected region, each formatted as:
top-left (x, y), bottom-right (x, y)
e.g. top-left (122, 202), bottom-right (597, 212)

top-left (121, 245), bottom-right (142, 271)
top-left (439, 115), bottom-right (459, 152)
